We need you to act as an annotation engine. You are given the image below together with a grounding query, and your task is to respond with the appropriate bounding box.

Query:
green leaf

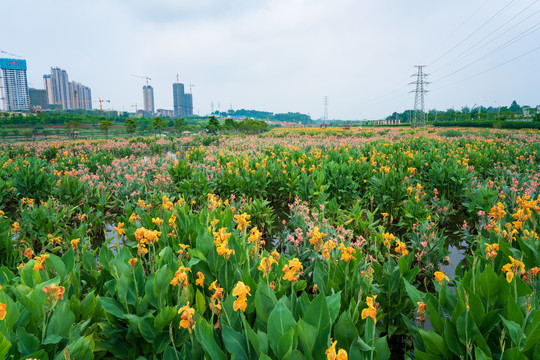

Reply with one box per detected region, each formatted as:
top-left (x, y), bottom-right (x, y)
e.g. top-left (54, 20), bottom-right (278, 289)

top-left (42, 334), bottom-right (63, 345)
top-left (16, 327), bottom-right (40, 356)
top-left (138, 315), bottom-right (157, 343)
top-left (242, 313), bottom-right (261, 355)
top-left (194, 318), bottom-right (226, 360)
top-left (277, 328), bottom-right (295, 360)
top-left (326, 292), bottom-right (341, 325)
top-left (268, 302), bottom-right (296, 355)
top-left (373, 336), bottom-right (391, 360)
top-left (154, 306), bottom-right (177, 330)
top-left (0, 334), bottom-right (10, 360)
top-left (18, 349), bottom-right (48, 360)
top-left (444, 320), bottom-right (465, 357)
top-left (418, 329), bottom-right (448, 355)
top-left (255, 280), bottom-right (278, 323)
top-left (297, 320), bottom-right (317, 359)
top-left (304, 293), bottom-right (330, 331)
top-left (506, 293), bottom-right (524, 326)
top-left (195, 289), bottom-right (206, 316)
top-left (283, 350), bottom-right (305, 360)
top-left (501, 316), bottom-right (521, 346)
top-left (222, 325), bottom-right (249, 360)
top-left (523, 310), bottom-right (540, 351)
top-left (47, 302), bottom-right (75, 338)
top-left (334, 312), bottom-right (359, 353)
top-left (98, 297), bottom-right (126, 319)
top-left (404, 278), bottom-right (425, 305)
top-left (46, 254), bottom-right (67, 282)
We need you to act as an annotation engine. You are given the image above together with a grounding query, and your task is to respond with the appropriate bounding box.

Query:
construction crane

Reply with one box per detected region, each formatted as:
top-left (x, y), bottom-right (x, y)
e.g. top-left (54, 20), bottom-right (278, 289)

top-left (0, 50), bottom-right (23, 59)
top-left (131, 104), bottom-right (138, 113)
top-left (98, 98), bottom-right (110, 111)
top-left (131, 74), bottom-right (151, 86)
top-left (188, 84), bottom-right (195, 94)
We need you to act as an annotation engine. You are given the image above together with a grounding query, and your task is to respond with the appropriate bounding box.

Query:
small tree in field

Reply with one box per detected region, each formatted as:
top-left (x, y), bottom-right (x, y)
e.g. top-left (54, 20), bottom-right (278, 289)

top-left (99, 120), bottom-right (114, 139)
top-left (124, 118), bottom-right (138, 136)
top-left (152, 116), bottom-right (167, 136)
top-left (65, 121), bottom-right (80, 139)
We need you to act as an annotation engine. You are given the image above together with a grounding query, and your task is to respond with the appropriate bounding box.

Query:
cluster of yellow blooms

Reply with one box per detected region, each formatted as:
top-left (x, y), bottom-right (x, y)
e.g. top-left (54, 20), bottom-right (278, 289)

top-left (134, 227), bottom-right (161, 256)
top-left (484, 243), bottom-right (499, 260)
top-left (33, 254), bottom-right (50, 272)
top-left (178, 302), bottom-right (195, 332)
top-left (170, 266), bottom-right (191, 287)
top-left (258, 250), bottom-right (280, 277)
top-left (434, 271), bottom-right (449, 285)
top-left (361, 295), bottom-right (378, 323)
top-left (42, 283), bottom-right (65, 304)
top-left (309, 227), bottom-right (327, 251)
top-left (326, 339), bottom-right (348, 360)
top-left (0, 303), bottom-right (6, 321)
top-left (209, 280), bottom-right (224, 316)
top-left (283, 258), bottom-right (303, 282)
top-left (232, 281), bottom-right (251, 312)
top-left (234, 213), bottom-right (251, 231)
top-left (213, 228), bottom-right (235, 259)
top-left (501, 256), bottom-right (525, 283)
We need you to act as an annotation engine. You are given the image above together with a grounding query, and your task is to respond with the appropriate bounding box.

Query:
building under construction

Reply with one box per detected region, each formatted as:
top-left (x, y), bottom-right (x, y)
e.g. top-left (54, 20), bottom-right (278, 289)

top-left (0, 58), bottom-right (29, 112)
top-left (173, 82), bottom-right (193, 117)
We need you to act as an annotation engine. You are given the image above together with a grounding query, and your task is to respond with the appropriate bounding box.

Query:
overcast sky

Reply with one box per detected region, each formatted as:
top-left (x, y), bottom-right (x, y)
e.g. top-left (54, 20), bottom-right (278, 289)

top-left (2, 0), bottom-right (539, 119)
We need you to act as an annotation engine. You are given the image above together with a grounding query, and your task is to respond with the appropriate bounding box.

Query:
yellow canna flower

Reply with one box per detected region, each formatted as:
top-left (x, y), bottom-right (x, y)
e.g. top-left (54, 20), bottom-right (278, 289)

top-left (434, 271), bottom-right (449, 284)
top-left (196, 272), bottom-right (205, 287)
top-left (70, 238), bottom-right (80, 249)
top-left (178, 302), bottom-right (195, 332)
top-left (0, 303), bottom-right (6, 320)
top-left (232, 281), bottom-right (251, 312)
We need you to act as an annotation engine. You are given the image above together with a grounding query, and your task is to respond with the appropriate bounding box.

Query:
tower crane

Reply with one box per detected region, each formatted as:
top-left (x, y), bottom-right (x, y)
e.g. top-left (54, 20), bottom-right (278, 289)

top-left (131, 74), bottom-right (151, 86)
top-left (98, 98), bottom-right (111, 111)
top-left (0, 50), bottom-right (24, 59)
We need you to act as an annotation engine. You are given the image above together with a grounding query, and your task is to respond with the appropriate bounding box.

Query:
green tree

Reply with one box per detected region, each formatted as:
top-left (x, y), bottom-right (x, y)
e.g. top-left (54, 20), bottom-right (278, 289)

top-left (64, 121), bottom-right (80, 139)
top-left (206, 116), bottom-right (220, 135)
top-left (174, 118), bottom-right (186, 135)
top-left (99, 120), bottom-right (114, 139)
top-left (509, 100), bottom-right (521, 113)
top-left (124, 118), bottom-right (138, 135)
top-left (152, 116), bottom-right (167, 136)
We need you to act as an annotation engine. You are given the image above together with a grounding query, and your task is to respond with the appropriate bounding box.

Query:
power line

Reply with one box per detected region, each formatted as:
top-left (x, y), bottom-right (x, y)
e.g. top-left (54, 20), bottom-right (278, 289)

top-left (431, 2), bottom-right (540, 74)
top-left (424, 0), bottom-right (491, 64)
top-left (433, 21), bottom-right (540, 82)
top-left (431, 43), bottom-right (540, 91)
top-left (429, 0), bottom-right (518, 66)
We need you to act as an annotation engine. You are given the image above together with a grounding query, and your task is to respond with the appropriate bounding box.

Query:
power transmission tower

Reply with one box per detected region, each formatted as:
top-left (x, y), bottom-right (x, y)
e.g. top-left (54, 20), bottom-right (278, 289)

top-left (324, 96), bottom-right (328, 122)
top-left (409, 65), bottom-right (429, 127)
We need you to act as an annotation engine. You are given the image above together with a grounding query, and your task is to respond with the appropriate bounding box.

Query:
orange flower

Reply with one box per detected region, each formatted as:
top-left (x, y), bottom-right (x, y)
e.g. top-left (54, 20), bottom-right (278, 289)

top-left (209, 280), bottom-right (224, 315)
top-left (70, 238), bottom-right (80, 249)
top-left (23, 247), bottom-right (34, 259)
top-left (326, 339), bottom-right (348, 360)
top-left (232, 281), bottom-right (251, 312)
top-left (128, 257), bottom-right (138, 269)
top-left (0, 303), bottom-right (6, 320)
top-left (338, 243), bottom-right (356, 262)
top-left (170, 266), bottom-right (191, 287)
top-left (361, 295), bottom-right (378, 323)
top-left (484, 243), bottom-right (499, 260)
top-left (177, 244), bottom-right (190, 258)
top-left (33, 254), bottom-right (49, 271)
top-left (152, 217), bottom-right (163, 227)
top-left (394, 240), bottom-right (409, 256)
top-left (501, 256), bottom-right (525, 283)
top-left (248, 227), bottom-right (262, 244)
top-left (129, 213), bottom-right (141, 222)
top-left (196, 272), bottom-right (205, 287)
top-left (322, 240), bottom-right (337, 260)
top-left (178, 302), bottom-right (195, 332)
top-left (382, 232), bottom-right (395, 248)
top-left (11, 222), bottom-right (20, 233)
top-left (282, 258), bottom-right (303, 282)
top-left (434, 271), bottom-right (449, 285)
top-left (258, 255), bottom-right (278, 277)
top-left (309, 227), bottom-right (327, 250)
top-left (42, 283), bottom-right (65, 303)
top-left (234, 213), bottom-right (251, 231)
top-left (114, 222), bottom-right (125, 236)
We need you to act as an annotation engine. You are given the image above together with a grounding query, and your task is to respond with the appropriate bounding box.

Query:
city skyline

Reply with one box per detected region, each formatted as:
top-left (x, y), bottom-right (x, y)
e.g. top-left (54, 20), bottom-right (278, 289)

top-left (0, 58), bottom-right (29, 112)
top-left (1, 0), bottom-right (539, 119)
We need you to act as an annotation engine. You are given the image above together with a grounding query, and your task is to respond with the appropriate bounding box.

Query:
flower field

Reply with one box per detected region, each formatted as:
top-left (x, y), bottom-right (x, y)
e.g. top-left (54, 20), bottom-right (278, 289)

top-left (0, 127), bottom-right (539, 359)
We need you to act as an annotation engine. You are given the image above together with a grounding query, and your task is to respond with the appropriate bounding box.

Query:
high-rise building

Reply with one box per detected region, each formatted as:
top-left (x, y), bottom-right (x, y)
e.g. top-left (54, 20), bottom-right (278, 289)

top-left (69, 81), bottom-right (92, 110)
top-left (173, 82), bottom-right (193, 117)
top-left (0, 58), bottom-right (29, 111)
top-left (44, 67), bottom-right (92, 110)
top-left (28, 88), bottom-right (48, 110)
top-left (143, 85), bottom-right (154, 114)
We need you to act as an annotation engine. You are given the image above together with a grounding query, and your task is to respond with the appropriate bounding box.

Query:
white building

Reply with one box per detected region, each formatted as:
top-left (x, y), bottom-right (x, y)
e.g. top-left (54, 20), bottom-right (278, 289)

top-left (0, 58), bottom-right (29, 111)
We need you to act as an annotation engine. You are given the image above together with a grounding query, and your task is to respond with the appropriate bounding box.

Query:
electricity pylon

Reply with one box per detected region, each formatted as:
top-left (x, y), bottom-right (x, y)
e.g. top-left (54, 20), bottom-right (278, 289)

top-left (409, 65), bottom-right (429, 127)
